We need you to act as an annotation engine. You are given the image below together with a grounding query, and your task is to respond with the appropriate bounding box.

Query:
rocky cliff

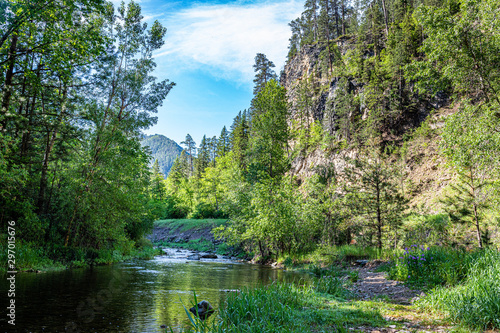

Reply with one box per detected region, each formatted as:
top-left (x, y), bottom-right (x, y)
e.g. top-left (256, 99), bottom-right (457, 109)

top-left (280, 41), bottom-right (452, 210)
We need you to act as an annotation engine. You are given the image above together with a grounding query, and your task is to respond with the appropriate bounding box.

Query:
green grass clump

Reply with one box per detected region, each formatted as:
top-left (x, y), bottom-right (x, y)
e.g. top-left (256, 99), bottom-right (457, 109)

top-left (219, 283), bottom-right (309, 332)
top-left (418, 249), bottom-right (500, 330)
top-left (313, 276), bottom-right (352, 298)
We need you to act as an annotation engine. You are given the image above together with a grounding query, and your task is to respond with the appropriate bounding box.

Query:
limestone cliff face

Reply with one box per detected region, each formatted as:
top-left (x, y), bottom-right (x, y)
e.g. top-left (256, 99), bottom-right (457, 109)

top-left (280, 41), bottom-right (358, 179)
top-left (280, 42), bottom-right (450, 209)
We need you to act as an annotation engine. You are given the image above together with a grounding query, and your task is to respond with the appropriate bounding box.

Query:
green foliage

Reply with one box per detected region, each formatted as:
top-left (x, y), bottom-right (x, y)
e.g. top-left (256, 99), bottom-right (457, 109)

top-left (0, 0), bottom-right (173, 260)
top-left (440, 102), bottom-right (500, 248)
top-left (419, 249), bottom-right (500, 330)
top-left (248, 80), bottom-right (290, 182)
top-left (400, 213), bottom-right (450, 246)
top-left (409, 0), bottom-right (500, 100)
top-left (313, 276), bottom-right (351, 298)
top-left (166, 281), bottom-right (388, 333)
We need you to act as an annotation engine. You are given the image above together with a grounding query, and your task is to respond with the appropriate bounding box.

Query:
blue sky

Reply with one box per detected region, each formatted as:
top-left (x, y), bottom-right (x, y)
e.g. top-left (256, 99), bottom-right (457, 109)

top-left (117, 0), bottom-right (304, 145)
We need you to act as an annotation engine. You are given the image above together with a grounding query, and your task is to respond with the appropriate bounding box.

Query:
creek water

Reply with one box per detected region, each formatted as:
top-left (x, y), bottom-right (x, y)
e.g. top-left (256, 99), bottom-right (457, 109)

top-left (1, 249), bottom-right (307, 333)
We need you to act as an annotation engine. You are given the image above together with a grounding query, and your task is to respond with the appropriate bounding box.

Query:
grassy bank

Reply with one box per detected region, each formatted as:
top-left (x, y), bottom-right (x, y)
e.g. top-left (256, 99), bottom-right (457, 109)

top-left (152, 219), bottom-right (246, 257)
top-left (275, 244), bottom-right (394, 268)
top-left (167, 265), bottom-right (446, 333)
top-left (166, 246), bottom-right (499, 332)
top-left (0, 238), bottom-right (161, 274)
top-left (153, 218), bottom-right (228, 231)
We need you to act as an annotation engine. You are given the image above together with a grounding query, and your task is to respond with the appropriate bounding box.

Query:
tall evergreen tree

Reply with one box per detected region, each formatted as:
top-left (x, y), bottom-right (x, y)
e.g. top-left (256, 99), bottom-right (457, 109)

top-left (252, 53), bottom-right (277, 96)
top-left (303, 0), bottom-right (319, 42)
top-left (230, 111), bottom-right (250, 172)
top-left (248, 80), bottom-right (290, 182)
top-left (209, 135), bottom-right (218, 167)
top-left (217, 126), bottom-right (230, 158)
top-left (151, 159), bottom-right (166, 200)
top-left (343, 152), bottom-right (408, 249)
top-left (181, 134), bottom-right (196, 176)
top-left (195, 135), bottom-right (210, 177)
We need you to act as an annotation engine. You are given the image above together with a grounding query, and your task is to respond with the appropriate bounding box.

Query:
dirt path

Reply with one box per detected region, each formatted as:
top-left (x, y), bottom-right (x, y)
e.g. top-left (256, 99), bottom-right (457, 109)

top-left (352, 267), bottom-right (422, 305)
top-left (348, 264), bottom-right (450, 333)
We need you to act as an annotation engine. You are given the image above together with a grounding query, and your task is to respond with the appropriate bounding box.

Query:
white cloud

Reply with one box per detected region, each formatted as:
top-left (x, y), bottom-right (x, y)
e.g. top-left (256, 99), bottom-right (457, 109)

top-left (155, 0), bottom-right (303, 83)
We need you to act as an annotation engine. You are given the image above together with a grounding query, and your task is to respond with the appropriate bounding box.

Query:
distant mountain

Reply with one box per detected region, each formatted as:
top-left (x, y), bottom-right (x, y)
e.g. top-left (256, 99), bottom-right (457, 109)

top-left (141, 134), bottom-right (183, 178)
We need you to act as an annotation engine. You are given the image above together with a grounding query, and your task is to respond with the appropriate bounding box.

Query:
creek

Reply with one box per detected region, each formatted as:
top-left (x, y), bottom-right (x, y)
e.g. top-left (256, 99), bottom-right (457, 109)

top-left (0, 248), bottom-right (306, 333)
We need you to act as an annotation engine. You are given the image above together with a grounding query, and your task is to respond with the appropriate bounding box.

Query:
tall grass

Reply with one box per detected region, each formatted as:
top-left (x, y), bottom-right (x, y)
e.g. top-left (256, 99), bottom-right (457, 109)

top-left (167, 278), bottom-right (377, 333)
top-left (281, 244), bottom-right (395, 268)
top-left (219, 283), bottom-right (310, 332)
top-left (388, 246), bottom-right (475, 287)
top-left (418, 249), bottom-right (500, 330)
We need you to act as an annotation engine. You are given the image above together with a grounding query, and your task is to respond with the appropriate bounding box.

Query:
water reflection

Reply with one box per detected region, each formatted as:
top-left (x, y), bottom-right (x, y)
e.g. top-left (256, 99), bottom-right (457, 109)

top-left (0, 249), bottom-right (307, 333)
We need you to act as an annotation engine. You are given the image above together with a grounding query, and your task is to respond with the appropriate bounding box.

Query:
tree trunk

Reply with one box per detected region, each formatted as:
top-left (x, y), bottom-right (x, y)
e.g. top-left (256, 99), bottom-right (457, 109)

top-left (326, 0), bottom-right (333, 74)
top-left (37, 89), bottom-right (67, 214)
top-left (376, 182), bottom-right (382, 249)
top-left (1, 34), bottom-right (18, 129)
top-left (341, 0), bottom-right (346, 35)
top-left (470, 168), bottom-right (483, 248)
top-left (380, 0), bottom-right (389, 35)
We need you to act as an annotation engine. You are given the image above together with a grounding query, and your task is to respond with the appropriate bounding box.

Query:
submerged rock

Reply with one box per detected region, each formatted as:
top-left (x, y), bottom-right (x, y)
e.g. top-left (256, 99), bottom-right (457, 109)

top-left (187, 254), bottom-right (201, 260)
top-left (189, 300), bottom-right (215, 320)
top-left (201, 254), bottom-right (217, 259)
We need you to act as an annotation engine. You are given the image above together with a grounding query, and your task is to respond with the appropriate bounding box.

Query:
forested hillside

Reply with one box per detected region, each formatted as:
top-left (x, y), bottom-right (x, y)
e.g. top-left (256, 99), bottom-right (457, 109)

top-left (141, 134), bottom-right (183, 177)
top-left (162, 0), bottom-right (500, 256)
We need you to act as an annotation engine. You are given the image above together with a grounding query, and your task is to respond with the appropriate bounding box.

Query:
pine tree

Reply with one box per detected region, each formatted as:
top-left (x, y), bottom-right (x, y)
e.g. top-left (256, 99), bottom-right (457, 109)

top-left (252, 53), bottom-right (277, 96)
top-left (151, 159), bottom-right (166, 200)
top-left (440, 169), bottom-right (490, 248)
top-left (209, 135), bottom-right (218, 167)
top-left (343, 151), bottom-right (408, 250)
top-left (230, 111), bottom-right (250, 172)
top-left (217, 126), bottom-right (230, 158)
top-left (168, 151), bottom-right (189, 191)
top-left (195, 135), bottom-right (210, 177)
top-left (248, 80), bottom-right (290, 182)
top-left (304, 0), bottom-right (319, 42)
top-left (181, 134), bottom-right (196, 176)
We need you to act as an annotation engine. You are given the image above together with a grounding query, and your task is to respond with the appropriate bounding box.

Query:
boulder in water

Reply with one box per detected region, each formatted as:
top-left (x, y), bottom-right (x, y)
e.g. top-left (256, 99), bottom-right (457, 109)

top-left (189, 300), bottom-right (215, 320)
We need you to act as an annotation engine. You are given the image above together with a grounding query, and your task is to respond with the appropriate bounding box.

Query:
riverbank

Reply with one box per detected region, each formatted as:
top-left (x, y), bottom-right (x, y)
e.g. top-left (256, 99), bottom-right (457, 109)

top-left (170, 262), bottom-right (451, 333)
top-left (148, 219), bottom-right (247, 258)
top-left (170, 248), bottom-right (500, 333)
top-left (0, 239), bottom-right (161, 274)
